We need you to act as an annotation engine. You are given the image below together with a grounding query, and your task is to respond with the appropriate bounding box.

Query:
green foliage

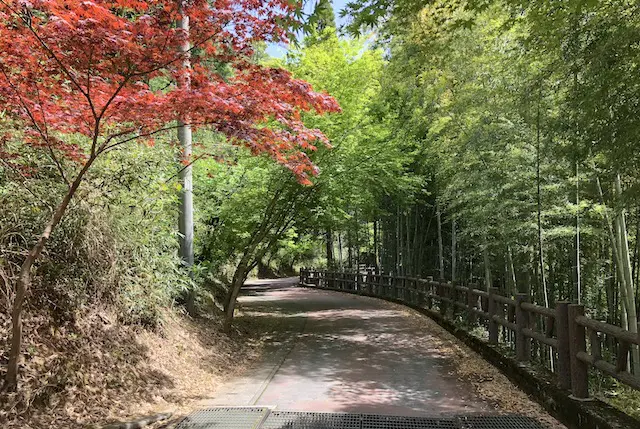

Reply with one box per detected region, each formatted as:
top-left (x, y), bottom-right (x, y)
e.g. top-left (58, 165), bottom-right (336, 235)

top-left (305, 0), bottom-right (338, 45)
top-left (337, 0), bottom-right (640, 413)
top-left (287, 30), bottom-right (417, 230)
top-left (1, 136), bottom-right (190, 326)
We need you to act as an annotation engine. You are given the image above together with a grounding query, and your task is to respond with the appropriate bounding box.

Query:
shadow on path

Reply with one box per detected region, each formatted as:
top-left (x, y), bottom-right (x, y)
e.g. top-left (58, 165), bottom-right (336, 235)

top-left (228, 278), bottom-right (491, 416)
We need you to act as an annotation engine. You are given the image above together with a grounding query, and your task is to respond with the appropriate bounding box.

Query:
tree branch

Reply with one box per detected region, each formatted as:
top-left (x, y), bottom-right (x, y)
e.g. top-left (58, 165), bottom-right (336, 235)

top-left (0, 0), bottom-right (92, 110)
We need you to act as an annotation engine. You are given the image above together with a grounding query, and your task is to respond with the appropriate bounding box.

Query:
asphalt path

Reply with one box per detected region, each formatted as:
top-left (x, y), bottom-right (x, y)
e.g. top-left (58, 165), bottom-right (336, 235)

top-left (203, 277), bottom-right (491, 416)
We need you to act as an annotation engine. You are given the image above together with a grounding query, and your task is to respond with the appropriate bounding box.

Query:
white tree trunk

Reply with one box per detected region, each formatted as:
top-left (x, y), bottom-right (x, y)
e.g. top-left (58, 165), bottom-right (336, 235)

top-left (507, 245), bottom-right (517, 296)
top-left (437, 204), bottom-right (444, 280)
top-left (483, 239), bottom-right (492, 291)
top-left (178, 120), bottom-right (193, 268)
top-left (177, 4), bottom-right (195, 315)
top-left (451, 218), bottom-right (456, 284)
top-left (576, 162), bottom-right (582, 304)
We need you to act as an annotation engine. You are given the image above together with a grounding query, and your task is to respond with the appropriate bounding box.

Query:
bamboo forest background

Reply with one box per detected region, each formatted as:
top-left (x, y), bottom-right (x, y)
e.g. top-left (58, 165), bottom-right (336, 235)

top-left (319, 0), bottom-right (640, 412)
top-left (327, 0), bottom-right (639, 339)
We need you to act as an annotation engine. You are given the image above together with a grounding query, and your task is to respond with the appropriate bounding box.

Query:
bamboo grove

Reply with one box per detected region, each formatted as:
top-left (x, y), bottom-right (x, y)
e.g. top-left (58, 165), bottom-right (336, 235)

top-left (320, 0), bottom-right (640, 411)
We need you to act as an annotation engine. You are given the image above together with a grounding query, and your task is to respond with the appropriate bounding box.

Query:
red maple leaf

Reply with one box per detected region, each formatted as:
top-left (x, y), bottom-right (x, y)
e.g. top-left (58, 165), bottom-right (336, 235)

top-left (0, 0), bottom-right (340, 183)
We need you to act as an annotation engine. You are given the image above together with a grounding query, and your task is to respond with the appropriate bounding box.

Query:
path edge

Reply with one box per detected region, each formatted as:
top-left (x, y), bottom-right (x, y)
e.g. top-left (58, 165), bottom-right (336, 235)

top-left (298, 283), bottom-right (640, 429)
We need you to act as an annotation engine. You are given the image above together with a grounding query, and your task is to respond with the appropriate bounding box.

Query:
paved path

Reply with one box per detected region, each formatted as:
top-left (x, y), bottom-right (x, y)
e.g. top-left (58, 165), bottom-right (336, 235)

top-left (204, 277), bottom-right (491, 416)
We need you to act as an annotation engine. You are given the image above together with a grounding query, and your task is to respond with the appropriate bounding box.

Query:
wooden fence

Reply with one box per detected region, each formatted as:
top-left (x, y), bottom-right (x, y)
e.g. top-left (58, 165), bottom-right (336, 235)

top-left (299, 269), bottom-right (640, 399)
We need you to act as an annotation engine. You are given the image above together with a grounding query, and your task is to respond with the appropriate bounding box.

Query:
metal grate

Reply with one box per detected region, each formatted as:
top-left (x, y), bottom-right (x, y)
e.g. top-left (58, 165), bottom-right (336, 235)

top-left (176, 407), bottom-right (270, 429)
top-left (457, 415), bottom-right (544, 429)
top-left (361, 415), bottom-right (458, 429)
top-left (176, 408), bottom-right (546, 429)
top-left (262, 411), bottom-right (362, 429)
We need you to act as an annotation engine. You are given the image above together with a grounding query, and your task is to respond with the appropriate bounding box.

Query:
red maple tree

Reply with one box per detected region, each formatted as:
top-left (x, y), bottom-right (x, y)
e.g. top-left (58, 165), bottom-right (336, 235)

top-left (0, 0), bottom-right (339, 391)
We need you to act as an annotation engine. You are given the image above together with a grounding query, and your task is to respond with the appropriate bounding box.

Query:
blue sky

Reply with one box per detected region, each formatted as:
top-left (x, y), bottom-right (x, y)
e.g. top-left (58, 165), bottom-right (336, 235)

top-left (266, 0), bottom-right (351, 58)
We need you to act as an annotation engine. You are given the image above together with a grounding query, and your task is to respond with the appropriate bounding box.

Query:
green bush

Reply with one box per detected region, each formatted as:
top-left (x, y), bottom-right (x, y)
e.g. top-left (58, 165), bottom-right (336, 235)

top-left (0, 140), bottom-right (191, 326)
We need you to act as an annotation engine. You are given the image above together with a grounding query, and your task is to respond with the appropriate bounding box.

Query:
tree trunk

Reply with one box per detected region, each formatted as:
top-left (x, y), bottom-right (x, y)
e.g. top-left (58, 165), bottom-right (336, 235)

top-left (347, 228), bottom-right (353, 269)
top-left (507, 245), bottom-right (517, 296)
top-left (373, 220), bottom-right (380, 273)
top-left (437, 204), bottom-right (444, 280)
top-left (575, 161), bottom-right (582, 304)
top-left (632, 207), bottom-right (640, 301)
top-left (396, 206), bottom-right (401, 275)
top-left (223, 261), bottom-right (249, 333)
top-left (326, 229), bottom-right (334, 268)
top-left (177, 4), bottom-right (195, 317)
top-left (535, 91), bottom-right (549, 308)
top-left (405, 210), bottom-right (411, 275)
top-left (4, 156), bottom-right (96, 391)
top-left (451, 218), bottom-right (457, 283)
top-left (413, 207), bottom-right (419, 275)
top-left (483, 239), bottom-right (492, 291)
top-left (354, 210), bottom-right (360, 269)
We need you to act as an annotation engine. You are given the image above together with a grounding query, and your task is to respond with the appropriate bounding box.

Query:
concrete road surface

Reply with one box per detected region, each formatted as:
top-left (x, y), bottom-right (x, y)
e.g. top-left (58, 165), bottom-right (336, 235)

top-left (203, 277), bottom-right (491, 416)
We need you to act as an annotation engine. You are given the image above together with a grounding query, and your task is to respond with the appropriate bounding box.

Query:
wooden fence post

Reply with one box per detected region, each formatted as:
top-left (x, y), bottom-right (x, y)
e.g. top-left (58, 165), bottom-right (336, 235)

top-left (568, 304), bottom-right (589, 399)
top-left (555, 301), bottom-right (571, 390)
top-left (467, 285), bottom-right (477, 326)
top-left (383, 276), bottom-right (388, 297)
top-left (451, 283), bottom-right (460, 320)
top-left (488, 287), bottom-right (499, 345)
top-left (516, 293), bottom-right (530, 362)
top-left (425, 276), bottom-right (433, 309)
top-left (411, 279), bottom-right (416, 304)
top-left (439, 281), bottom-right (447, 317)
top-left (415, 279), bottom-right (423, 307)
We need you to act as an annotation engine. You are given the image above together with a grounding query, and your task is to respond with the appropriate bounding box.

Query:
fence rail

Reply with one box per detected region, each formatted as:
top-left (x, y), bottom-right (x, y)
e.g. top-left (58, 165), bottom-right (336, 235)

top-left (299, 268), bottom-right (640, 399)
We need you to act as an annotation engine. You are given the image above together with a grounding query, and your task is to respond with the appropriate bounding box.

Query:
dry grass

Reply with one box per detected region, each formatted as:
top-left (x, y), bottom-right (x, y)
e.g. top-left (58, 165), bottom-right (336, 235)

top-left (0, 306), bottom-right (267, 429)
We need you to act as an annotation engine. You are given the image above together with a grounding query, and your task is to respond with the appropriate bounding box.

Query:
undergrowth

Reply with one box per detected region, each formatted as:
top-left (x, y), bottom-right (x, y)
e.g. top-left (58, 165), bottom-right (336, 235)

top-left (0, 143), bottom-right (198, 425)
